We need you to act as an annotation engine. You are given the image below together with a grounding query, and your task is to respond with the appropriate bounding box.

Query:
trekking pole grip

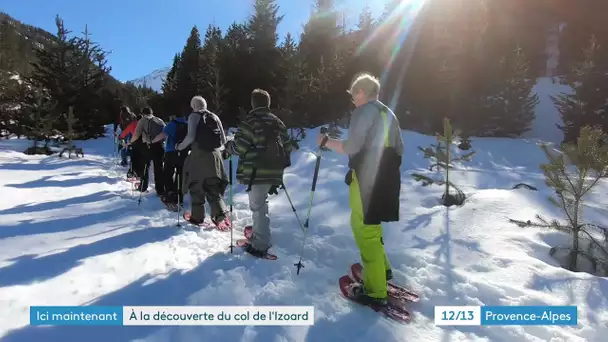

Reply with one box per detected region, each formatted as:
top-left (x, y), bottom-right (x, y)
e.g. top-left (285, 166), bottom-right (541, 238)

top-left (320, 135), bottom-right (329, 148)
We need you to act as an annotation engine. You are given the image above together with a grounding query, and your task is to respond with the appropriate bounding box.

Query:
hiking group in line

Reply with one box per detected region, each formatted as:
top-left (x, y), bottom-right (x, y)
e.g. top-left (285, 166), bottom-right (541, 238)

top-left (113, 73), bottom-right (404, 307)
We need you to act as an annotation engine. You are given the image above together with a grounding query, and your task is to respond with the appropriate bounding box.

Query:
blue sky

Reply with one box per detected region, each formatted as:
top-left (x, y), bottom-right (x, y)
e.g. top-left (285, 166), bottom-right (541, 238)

top-left (3, 0), bottom-right (386, 82)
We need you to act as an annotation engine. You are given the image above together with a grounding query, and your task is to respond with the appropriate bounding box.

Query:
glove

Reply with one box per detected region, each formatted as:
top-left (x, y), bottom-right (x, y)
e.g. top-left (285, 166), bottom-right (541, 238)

top-left (222, 150), bottom-right (229, 160)
top-left (268, 185), bottom-right (279, 195)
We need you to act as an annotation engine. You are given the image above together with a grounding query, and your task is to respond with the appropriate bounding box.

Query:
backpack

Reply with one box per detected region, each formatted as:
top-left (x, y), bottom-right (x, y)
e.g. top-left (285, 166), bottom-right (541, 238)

top-left (173, 119), bottom-right (189, 151)
top-left (194, 111), bottom-right (223, 152)
top-left (143, 116), bottom-right (165, 142)
top-left (250, 114), bottom-right (290, 170)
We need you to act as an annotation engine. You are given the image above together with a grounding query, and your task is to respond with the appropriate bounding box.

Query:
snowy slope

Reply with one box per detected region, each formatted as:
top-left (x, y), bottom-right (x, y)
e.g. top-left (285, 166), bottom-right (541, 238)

top-left (523, 77), bottom-right (572, 144)
top-left (0, 127), bottom-right (607, 342)
top-left (128, 67), bottom-right (170, 92)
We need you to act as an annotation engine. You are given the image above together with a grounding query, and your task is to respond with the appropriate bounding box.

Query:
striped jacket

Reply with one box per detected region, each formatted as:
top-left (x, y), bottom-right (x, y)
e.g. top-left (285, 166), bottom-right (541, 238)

top-left (226, 107), bottom-right (293, 186)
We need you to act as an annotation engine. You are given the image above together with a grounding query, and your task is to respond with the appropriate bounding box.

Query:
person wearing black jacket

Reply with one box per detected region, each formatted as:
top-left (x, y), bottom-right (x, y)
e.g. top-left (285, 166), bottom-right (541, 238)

top-left (126, 108), bottom-right (166, 195)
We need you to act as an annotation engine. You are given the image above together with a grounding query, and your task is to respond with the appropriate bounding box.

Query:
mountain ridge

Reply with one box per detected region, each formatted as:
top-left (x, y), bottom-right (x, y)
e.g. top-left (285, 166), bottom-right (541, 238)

top-left (128, 66), bottom-right (170, 92)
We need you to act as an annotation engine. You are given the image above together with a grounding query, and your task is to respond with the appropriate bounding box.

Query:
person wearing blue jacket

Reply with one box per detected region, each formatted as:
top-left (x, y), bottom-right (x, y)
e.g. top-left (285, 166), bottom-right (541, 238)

top-left (151, 114), bottom-right (189, 207)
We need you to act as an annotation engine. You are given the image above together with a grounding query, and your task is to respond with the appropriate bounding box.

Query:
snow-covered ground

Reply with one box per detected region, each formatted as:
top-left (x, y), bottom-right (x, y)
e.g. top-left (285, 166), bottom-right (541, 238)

top-left (0, 127), bottom-right (607, 342)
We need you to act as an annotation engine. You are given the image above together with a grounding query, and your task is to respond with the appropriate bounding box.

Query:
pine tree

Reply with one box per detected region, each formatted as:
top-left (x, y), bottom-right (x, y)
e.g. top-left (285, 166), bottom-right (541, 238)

top-left (72, 24), bottom-right (110, 137)
top-left (276, 33), bottom-right (306, 141)
top-left (412, 117), bottom-right (475, 206)
top-left (481, 46), bottom-right (539, 137)
top-left (220, 23), bottom-right (251, 118)
top-left (299, 0), bottom-right (340, 76)
top-left (538, 126), bottom-right (608, 273)
top-left (19, 86), bottom-right (57, 154)
top-left (175, 26), bottom-right (204, 115)
top-left (29, 16), bottom-right (109, 138)
top-left (0, 20), bottom-right (17, 71)
top-left (161, 53), bottom-right (182, 114)
top-left (246, 0), bottom-right (284, 96)
top-left (552, 35), bottom-right (608, 144)
top-left (200, 25), bottom-right (228, 117)
top-left (58, 106), bottom-right (79, 156)
top-left (358, 5), bottom-right (374, 31)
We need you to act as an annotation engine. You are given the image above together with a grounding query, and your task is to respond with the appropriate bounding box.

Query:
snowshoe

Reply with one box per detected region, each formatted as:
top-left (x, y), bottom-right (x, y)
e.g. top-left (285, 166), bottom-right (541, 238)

top-left (349, 263), bottom-right (420, 303)
top-left (182, 212), bottom-right (214, 229)
top-left (212, 215), bottom-right (232, 232)
top-left (339, 275), bottom-right (410, 323)
top-left (235, 239), bottom-right (277, 260)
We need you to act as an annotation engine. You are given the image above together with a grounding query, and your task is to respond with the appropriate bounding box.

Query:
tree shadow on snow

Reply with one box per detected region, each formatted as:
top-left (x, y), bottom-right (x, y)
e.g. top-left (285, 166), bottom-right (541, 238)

top-left (0, 200), bottom-right (133, 240)
top-left (305, 309), bottom-right (387, 342)
top-left (4, 174), bottom-right (118, 189)
top-left (408, 208), bottom-right (505, 342)
top-left (0, 252), bottom-right (281, 342)
top-left (528, 274), bottom-right (608, 327)
top-left (0, 191), bottom-right (116, 216)
top-left (401, 209), bottom-right (440, 233)
top-left (0, 226), bottom-right (174, 287)
top-left (0, 158), bottom-right (105, 172)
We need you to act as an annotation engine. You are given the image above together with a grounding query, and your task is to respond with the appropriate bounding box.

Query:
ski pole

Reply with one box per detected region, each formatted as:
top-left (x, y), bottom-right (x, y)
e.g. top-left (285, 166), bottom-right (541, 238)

top-left (280, 181), bottom-right (305, 233)
top-left (228, 154), bottom-right (234, 253)
top-left (294, 131), bottom-right (329, 275)
top-left (138, 147), bottom-right (150, 206)
top-left (177, 150), bottom-right (182, 228)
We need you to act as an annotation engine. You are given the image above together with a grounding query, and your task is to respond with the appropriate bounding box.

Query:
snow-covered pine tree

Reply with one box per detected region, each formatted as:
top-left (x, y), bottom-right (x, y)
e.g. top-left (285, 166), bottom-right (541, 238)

top-left (412, 117), bottom-right (475, 206)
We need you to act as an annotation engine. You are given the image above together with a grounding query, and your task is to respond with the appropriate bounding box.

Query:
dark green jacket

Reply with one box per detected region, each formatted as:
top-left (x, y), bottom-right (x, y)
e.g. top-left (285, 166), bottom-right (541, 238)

top-left (226, 107), bottom-right (293, 186)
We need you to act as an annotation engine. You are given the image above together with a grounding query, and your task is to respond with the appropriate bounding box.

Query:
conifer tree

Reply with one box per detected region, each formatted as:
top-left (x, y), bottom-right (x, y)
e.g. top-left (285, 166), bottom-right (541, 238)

top-left (246, 0), bottom-right (284, 96)
top-left (200, 25), bottom-right (228, 117)
top-left (161, 53), bottom-right (182, 114)
top-left (175, 26), bottom-right (204, 114)
top-left (481, 46), bottom-right (539, 137)
top-left (220, 23), bottom-right (250, 119)
top-left (538, 126), bottom-right (608, 273)
top-left (412, 117), bottom-right (475, 206)
top-left (552, 35), bottom-right (608, 143)
top-left (72, 24), bottom-right (110, 137)
top-left (299, 0), bottom-right (340, 76)
top-left (29, 16), bottom-right (109, 138)
top-left (58, 106), bottom-right (79, 155)
top-left (276, 33), bottom-right (306, 140)
top-left (0, 20), bottom-right (17, 71)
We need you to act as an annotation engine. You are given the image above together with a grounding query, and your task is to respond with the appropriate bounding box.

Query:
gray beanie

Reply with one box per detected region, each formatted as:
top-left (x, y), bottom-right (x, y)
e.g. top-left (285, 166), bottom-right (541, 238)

top-left (190, 96), bottom-right (207, 112)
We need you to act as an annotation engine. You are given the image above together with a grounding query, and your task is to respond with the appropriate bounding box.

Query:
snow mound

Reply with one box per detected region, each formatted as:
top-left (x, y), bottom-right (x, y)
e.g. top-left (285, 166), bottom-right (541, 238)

top-left (0, 125), bottom-right (606, 342)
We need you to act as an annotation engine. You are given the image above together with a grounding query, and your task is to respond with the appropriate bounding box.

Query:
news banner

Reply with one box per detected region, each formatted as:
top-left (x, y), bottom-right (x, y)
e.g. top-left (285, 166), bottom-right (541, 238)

top-left (29, 305), bottom-right (577, 326)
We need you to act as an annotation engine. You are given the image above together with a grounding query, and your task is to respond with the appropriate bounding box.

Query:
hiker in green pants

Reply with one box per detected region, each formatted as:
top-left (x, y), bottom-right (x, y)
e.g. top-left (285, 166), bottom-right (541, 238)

top-left (318, 72), bottom-right (404, 306)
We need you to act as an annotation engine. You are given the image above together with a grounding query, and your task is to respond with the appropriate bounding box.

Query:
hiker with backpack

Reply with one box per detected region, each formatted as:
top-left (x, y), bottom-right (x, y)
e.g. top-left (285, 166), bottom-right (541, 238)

top-left (126, 107), bottom-right (166, 195)
top-left (116, 106), bottom-right (137, 167)
top-left (176, 96), bottom-right (231, 230)
top-left (150, 114), bottom-right (189, 209)
top-left (224, 88), bottom-right (293, 258)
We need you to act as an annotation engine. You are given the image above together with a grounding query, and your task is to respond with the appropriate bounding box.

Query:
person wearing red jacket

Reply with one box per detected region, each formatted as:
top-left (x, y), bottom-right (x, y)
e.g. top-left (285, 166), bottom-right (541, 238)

top-left (117, 106), bottom-right (139, 172)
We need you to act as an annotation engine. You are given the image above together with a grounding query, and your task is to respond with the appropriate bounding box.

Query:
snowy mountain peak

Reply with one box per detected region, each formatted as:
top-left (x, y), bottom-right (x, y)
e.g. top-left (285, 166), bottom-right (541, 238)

top-left (128, 66), bottom-right (170, 92)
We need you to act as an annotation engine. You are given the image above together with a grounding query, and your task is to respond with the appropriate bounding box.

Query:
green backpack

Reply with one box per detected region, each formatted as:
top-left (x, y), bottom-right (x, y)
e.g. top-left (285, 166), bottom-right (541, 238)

top-left (250, 115), bottom-right (291, 170)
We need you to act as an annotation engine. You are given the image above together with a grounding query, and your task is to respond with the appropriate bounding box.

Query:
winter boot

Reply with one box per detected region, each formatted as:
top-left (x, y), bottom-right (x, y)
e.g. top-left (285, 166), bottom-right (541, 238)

top-left (212, 215), bottom-right (232, 231)
top-left (244, 244), bottom-right (269, 258)
top-left (349, 282), bottom-right (387, 307)
top-left (244, 225), bottom-right (253, 239)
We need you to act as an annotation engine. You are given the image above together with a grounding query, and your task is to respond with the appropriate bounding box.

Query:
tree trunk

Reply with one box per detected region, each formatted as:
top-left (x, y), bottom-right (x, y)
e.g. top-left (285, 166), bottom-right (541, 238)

top-left (568, 198), bottom-right (581, 270)
top-left (569, 229), bottom-right (579, 271)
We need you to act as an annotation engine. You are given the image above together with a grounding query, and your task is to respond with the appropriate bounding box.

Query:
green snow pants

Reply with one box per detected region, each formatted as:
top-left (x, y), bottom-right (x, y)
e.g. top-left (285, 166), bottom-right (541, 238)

top-left (349, 170), bottom-right (391, 299)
